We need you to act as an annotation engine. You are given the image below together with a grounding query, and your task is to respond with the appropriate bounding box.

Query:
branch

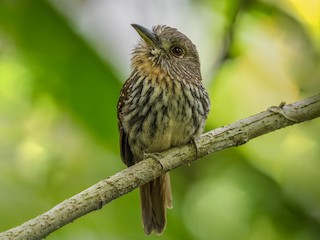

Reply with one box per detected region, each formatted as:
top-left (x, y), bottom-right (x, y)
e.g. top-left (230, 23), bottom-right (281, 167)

top-left (209, 0), bottom-right (249, 79)
top-left (1, 94), bottom-right (320, 240)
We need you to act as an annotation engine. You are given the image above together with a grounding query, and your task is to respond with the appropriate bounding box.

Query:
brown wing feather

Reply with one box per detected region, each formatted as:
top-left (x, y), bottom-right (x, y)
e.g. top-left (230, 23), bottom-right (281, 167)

top-left (118, 76), bottom-right (136, 167)
top-left (119, 124), bottom-right (135, 167)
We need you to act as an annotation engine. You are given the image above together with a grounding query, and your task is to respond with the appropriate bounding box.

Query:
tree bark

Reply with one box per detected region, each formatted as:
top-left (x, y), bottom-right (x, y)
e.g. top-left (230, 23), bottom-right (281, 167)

top-left (1, 93), bottom-right (319, 240)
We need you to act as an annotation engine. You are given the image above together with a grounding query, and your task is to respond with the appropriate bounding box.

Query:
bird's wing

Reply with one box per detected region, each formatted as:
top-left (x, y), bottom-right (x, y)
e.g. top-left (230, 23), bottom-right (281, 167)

top-left (118, 123), bottom-right (135, 167)
top-left (117, 79), bottom-right (135, 167)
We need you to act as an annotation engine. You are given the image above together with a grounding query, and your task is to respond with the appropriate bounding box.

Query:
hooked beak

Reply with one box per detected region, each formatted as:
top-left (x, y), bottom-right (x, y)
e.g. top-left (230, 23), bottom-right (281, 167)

top-left (131, 24), bottom-right (159, 48)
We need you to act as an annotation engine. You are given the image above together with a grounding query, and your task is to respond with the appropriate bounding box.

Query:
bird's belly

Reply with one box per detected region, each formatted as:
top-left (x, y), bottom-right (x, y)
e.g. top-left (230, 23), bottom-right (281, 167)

top-left (124, 82), bottom-right (207, 159)
top-left (146, 113), bottom-right (193, 152)
top-left (134, 91), bottom-right (198, 154)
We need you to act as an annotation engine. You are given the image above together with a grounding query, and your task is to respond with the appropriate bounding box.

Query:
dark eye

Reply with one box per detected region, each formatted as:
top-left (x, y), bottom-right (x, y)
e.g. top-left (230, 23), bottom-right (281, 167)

top-left (171, 46), bottom-right (184, 57)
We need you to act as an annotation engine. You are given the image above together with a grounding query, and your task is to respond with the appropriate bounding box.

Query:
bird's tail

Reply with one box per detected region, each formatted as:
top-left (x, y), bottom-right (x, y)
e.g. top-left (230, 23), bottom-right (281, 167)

top-left (139, 173), bottom-right (172, 235)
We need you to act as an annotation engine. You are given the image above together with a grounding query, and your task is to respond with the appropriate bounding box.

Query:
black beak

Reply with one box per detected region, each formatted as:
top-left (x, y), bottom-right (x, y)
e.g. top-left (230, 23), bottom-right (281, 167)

top-left (131, 24), bottom-right (159, 47)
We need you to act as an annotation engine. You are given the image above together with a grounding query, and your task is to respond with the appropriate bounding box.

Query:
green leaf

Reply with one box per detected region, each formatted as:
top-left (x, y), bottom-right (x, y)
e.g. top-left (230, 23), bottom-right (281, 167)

top-left (0, 0), bottom-right (122, 149)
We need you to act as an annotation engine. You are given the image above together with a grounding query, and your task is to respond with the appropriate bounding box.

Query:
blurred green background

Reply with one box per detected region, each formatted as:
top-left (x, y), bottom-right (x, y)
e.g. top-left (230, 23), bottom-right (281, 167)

top-left (0, 0), bottom-right (320, 239)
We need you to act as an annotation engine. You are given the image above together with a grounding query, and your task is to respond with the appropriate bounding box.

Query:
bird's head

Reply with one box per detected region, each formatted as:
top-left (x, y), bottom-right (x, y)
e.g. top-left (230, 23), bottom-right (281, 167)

top-left (130, 24), bottom-right (201, 82)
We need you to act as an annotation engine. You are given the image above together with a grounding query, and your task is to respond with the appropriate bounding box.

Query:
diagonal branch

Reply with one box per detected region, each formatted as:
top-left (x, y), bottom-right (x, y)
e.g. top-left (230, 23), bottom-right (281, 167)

top-left (1, 94), bottom-right (320, 240)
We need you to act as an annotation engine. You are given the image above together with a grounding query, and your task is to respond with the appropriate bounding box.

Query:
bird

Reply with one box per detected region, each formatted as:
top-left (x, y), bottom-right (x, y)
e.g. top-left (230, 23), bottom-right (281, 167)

top-left (117, 24), bottom-right (210, 235)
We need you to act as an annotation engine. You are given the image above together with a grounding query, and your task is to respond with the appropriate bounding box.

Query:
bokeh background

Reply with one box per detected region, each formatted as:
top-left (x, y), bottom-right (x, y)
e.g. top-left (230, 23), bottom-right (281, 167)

top-left (0, 0), bottom-right (320, 239)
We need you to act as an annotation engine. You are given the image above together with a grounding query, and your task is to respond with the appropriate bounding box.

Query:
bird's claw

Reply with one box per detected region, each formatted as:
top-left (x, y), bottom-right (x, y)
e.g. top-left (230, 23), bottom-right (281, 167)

top-left (143, 152), bottom-right (164, 169)
top-left (191, 138), bottom-right (201, 158)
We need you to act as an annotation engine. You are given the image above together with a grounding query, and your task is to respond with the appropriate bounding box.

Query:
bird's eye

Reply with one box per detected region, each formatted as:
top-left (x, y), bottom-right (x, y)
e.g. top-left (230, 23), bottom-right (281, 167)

top-left (171, 46), bottom-right (184, 58)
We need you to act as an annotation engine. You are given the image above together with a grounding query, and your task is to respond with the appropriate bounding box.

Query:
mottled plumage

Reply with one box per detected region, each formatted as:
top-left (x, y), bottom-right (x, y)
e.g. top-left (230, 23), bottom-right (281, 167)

top-left (117, 24), bottom-right (210, 234)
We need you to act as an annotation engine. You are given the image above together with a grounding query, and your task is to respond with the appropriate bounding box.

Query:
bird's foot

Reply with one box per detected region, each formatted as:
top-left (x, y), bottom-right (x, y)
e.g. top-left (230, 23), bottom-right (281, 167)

top-left (191, 138), bottom-right (201, 159)
top-left (143, 152), bottom-right (164, 169)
